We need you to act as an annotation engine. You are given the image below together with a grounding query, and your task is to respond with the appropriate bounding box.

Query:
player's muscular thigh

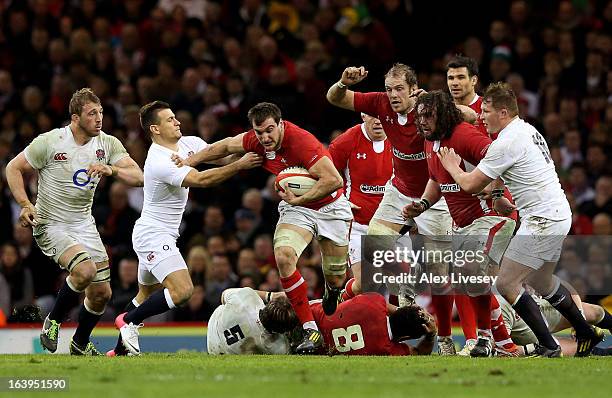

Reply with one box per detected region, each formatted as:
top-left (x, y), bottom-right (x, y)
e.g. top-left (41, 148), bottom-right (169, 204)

top-left (58, 244), bottom-right (97, 289)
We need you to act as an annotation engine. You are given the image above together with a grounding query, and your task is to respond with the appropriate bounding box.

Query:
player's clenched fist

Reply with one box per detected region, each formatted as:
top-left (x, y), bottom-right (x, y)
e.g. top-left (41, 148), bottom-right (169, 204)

top-left (87, 163), bottom-right (115, 178)
top-left (171, 153), bottom-right (191, 168)
top-left (340, 66), bottom-right (368, 86)
top-left (402, 201), bottom-right (426, 219)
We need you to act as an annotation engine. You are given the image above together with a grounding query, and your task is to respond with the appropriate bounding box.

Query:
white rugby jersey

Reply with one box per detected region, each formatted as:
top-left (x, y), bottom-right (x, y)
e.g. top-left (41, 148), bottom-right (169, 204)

top-left (24, 126), bottom-right (129, 224)
top-left (207, 288), bottom-right (290, 355)
top-left (477, 117), bottom-right (571, 220)
top-left (134, 136), bottom-right (207, 237)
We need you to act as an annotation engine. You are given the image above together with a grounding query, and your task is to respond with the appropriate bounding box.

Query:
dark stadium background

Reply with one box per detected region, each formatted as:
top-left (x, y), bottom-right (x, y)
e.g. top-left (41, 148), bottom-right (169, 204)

top-left (0, 0), bottom-right (610, 326)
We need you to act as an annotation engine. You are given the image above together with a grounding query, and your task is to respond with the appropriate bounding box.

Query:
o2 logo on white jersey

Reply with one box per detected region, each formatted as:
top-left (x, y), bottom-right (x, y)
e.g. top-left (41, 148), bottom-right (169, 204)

top-left (331, 324), bottom-right (365, 352)
top-left (72, 169), bottom-right (95, 190)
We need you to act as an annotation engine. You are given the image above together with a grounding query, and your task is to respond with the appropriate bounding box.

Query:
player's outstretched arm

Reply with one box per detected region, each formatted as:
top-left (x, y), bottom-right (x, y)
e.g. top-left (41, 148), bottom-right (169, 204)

top-left (326, 66), bottom-right (368, 111)
top-left (6, 152), bottom-right (37, 227)
top-left (182, 152), bottom-right (262, 188)
top-left (437, 147), bottom-right (492, 194)
top-left (175, 134), bottom-right (247, 168)
top-left (278, 156), bottom-right (343, 206)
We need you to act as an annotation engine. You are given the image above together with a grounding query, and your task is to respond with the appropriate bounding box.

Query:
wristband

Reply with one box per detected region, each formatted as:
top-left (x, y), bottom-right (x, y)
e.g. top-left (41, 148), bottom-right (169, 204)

top-left (419, 198), bottom-right (431, 210)
top-left (336, 81), bottom-right (347, 89)
top-left (111, 166), bottom-right (118, 177)
top-left (491, 188), bottom-right (504, 200)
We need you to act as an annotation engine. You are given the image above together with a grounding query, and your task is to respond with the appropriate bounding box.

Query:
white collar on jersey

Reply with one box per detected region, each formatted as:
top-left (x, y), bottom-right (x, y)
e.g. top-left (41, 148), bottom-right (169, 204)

top-left (397, 113), bottom-right (408, 126)
top-left (360, 123), bottom-right (386, 154)
top-left (468, 93), bottom-right (480, 106)
top-left (433, 140), bottom-right (441, 152)
top-left (497, 116), bottom-right (521, 139)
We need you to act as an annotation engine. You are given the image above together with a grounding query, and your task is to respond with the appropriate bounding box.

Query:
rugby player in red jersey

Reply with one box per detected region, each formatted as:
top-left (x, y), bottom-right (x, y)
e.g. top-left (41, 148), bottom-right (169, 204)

top-left (403, 91), bottom-right (517, 357)
top-left (447, 56), bottom-right (519, 355)
top-left (174, 102), bottom-right (352, 354)
top-left (328, 113), bottom-right (394, 300)
top-left (327, 64), bottom-right (477, 355)
top-left (310, 293), bottom-right (436, 356)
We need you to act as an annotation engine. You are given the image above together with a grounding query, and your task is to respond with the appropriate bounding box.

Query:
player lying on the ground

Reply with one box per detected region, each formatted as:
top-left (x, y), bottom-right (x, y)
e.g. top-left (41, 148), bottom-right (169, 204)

top-left (207, 288), bottom-right (298, 355)
top-left (310, 292), bottom-right (436, 356)
top-left (206, 288), bottom-right (437, 356)
top-left (498, 287), bottom-right (612, 356)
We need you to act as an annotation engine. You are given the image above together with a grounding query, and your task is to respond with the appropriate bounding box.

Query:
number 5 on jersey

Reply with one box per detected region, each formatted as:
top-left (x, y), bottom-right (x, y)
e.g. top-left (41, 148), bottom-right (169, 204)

top-left (224, 325), bottom-right (245, 345)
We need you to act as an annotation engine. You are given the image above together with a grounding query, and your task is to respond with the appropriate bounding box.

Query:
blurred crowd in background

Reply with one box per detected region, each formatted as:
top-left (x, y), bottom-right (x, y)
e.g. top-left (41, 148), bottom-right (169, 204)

top-left (0, 0), bottom-right (611, 324)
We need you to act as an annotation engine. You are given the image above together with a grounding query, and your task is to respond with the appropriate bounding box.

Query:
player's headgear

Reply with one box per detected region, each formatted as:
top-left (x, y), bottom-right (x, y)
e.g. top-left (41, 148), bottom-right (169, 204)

top-left (388, 305), bottom-right (431, 341)
top-left (259, 296), bottom-right (299, 334)
top-left (414, 90), bottom-right (463, 141)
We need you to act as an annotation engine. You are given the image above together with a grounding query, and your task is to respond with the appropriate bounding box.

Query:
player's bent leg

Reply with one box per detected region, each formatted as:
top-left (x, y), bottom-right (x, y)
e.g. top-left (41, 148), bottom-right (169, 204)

top-left (70, 274), bottom-right (111, 356)
top-left (319, 238), bottom-right (349, 316)
top-left (41, 245), bottom-right (94, 353)
top-left (273, 224), bottom-right (321, 354)
top-left (535, 272), bottom-right (602, 357)
top-left (496, 257), bottom-right (560, 353)
top-left (110, 284), bottom-right (162, 357)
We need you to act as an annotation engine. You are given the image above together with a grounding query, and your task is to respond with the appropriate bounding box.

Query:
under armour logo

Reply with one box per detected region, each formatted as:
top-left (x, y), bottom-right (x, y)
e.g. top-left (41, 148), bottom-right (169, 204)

top-left (280, 158), bottom-right (288, 164)
top-left (385, 116), bottom-right (394, 124)
top-left (356, 153), bottom-right (367, 159)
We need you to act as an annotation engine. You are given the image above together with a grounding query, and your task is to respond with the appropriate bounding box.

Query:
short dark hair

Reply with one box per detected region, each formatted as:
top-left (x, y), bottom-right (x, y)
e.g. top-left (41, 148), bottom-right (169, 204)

top-left (247, 102), bottom-right (282, 126)
top-left (259, 295), bottom-right (299, 334)
top-left (385, 63), bottom-right (417, 87)
top-left (482, 82), bottom-right (519, 117)
top-left (69, 88), bottom-right (101, 116)
top-left (139, 100), bottom-right (170, 135)
top-left (446, 55), bottom-right (479, 77)
top-left (415, 90), bottom-right (463, 140)
top-left (388, 305), bottom-right (430, 341)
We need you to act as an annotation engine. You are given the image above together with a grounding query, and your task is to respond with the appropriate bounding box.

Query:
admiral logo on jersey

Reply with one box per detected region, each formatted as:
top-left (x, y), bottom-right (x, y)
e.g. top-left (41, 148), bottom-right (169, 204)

top-left (392, 147), bottom-right (425, 161)
top-left (439, 183), bottom-right (461, 192)
top-left (360, 184), bottom-right (386, 194)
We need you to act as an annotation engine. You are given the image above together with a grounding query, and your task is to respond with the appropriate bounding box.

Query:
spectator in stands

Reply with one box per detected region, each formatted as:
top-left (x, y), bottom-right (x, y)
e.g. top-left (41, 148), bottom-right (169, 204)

top-left (186, 245), bottom-right (209, 286)
top-left (0, 242), bottom-right (34, 319)
top-left (205, 254), bottom-right (238, 307)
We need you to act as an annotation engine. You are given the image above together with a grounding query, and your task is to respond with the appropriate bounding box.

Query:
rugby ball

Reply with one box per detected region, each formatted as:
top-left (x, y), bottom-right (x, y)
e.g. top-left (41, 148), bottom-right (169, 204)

top-left (275, 167), bottom-right (317, 196)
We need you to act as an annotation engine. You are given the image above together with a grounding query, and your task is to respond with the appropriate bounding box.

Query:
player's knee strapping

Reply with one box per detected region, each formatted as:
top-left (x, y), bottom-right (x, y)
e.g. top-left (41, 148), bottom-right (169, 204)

top-left (273, 228), bottom-right (309, 258)
top-left (92, 266), bottom-right (111, 283)
top-left (66, 251), bottom-right (92, 272)
top-left (322, 255), bottom-right (348, 276)
top-left (367, 219), bottom-right (400, 236)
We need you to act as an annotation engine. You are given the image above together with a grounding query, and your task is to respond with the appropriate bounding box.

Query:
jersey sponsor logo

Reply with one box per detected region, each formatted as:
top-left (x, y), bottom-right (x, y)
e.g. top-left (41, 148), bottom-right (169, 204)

top-left (72, 169), bottom-right (93, 188)
top-left (356, 153), bottom-right (367, 159)
top-left (53, 152), bottom-right (68, 161)
top-left (96, 149), bottom-right (105, 161)
top-left (360, 184), bottom-right (386, 194)
top-left (439, 183), bottom-right (461, 192)
top-left (392, 148), bottom-right (425, 161)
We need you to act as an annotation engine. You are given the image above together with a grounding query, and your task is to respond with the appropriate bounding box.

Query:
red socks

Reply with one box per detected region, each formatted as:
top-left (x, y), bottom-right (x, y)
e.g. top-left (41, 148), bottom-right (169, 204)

top-left (341, 278), bottom-right (356, 301)
top-left (280, 270), bottom-right (314, 326)
top-left (455, 294), bottom-right (477, 340)
top-left (491, 295), bottom-right (516, 349)
top-left (431, 295), bottom-right (454, 337)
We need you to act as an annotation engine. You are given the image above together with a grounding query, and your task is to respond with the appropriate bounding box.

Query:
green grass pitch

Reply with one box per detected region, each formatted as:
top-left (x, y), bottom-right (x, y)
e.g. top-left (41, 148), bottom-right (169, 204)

top-left (0, 354), bottom-right (610, 398)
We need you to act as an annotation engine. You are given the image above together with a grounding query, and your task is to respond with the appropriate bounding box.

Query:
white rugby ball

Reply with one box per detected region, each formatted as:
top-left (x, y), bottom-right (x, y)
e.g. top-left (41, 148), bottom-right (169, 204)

top-left (275, 166), bottom-right (317, 196)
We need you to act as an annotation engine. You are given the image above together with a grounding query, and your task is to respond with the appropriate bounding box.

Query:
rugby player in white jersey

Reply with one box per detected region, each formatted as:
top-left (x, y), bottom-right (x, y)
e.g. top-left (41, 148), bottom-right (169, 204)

top-left (110, 101), bottom-right (261, 356)
top-left (207, 288), bottom-right (298, 355)
top-left (438, 82), bottom-right (603, 357)
top-left (6, 88), bottom-right (144, 355)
